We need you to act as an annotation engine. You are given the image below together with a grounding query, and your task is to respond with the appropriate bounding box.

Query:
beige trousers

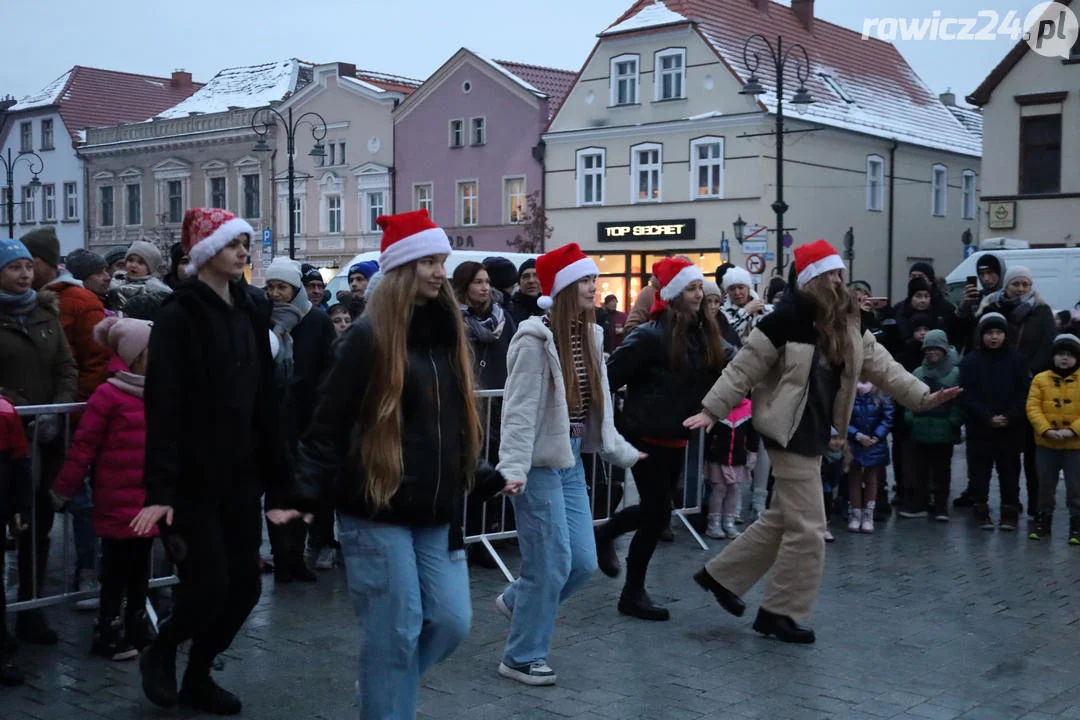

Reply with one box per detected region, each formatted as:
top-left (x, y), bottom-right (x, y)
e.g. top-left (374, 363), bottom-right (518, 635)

top-left (704, 449), bottom-right (825, 623)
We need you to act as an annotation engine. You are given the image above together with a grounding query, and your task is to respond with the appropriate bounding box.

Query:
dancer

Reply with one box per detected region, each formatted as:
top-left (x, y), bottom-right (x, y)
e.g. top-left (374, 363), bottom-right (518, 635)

top-left (276, 209), bottom-right (514, 719)
top-left (495, 243), bottom-right (642, 684)
top-left (685, 240), bottom-right (960, 643)
top-left (596, 257), bottom-right (725, 621)
top-left (131, 208), bottom-right (288, 714)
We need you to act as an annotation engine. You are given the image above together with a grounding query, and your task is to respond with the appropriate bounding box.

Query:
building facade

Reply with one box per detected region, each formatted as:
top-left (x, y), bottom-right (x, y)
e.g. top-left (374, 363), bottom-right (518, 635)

top-left (968, 17), bottom-right (1080, 247)
top-left (394, 49), bottom-right (574, 253)
top-left (543, 0), bottom-right (984, 306)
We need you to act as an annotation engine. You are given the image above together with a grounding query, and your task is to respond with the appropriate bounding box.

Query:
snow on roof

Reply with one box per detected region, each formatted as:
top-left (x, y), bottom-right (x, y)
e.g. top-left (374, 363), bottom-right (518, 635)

top-left (600, 0), bottom-right (690, 36)
top-left (468, 49), bottom-right (543, 97)
top-left (11, 70), bottom-right (72, 110)
top-left (947, 105), bottom-right (983, 142)
top-left (156, 59), bottom-right (309, 119)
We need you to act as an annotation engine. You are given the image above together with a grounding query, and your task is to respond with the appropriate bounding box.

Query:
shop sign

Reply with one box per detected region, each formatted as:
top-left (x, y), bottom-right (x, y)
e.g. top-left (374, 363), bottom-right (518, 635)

top-left (597, 219), bottom-right (696, 243)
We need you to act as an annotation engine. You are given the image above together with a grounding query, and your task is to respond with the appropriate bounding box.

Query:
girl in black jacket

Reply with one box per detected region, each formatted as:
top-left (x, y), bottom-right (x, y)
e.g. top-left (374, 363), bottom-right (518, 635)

top-left (597, 258), bottom-right (726, 621)
top-left (274, 210), bottom-right (514, 719)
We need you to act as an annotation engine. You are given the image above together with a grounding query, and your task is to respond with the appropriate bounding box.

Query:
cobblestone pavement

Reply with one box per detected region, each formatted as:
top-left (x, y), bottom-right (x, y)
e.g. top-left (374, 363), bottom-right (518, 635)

top-left (3, 469), bottom-right (1080, 719)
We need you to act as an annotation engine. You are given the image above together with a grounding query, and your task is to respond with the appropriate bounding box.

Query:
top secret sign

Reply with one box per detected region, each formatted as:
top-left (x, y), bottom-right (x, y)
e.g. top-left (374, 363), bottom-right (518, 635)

top-left (597, 219), bottom-right (696, 243)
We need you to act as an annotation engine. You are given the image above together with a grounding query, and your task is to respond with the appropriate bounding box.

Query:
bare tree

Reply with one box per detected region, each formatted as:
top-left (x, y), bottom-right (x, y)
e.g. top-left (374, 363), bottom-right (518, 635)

top-left (509, 191), bottom-right (552, 254)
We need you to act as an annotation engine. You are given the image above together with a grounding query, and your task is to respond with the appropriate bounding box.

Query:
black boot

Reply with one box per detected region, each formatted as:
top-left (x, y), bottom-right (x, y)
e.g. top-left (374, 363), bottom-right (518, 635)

top-left (693, 568), bottom-right (745, 617)
top-left (952, 489), bottom-right (974, 508)
top-left (179, 674), bottom-right (242, 715)
top-left (594, 526), bottom-right (620, 578)
top-left (0, 656), bottom-right (24, 687)
top-left (752, 607), bottom-right (816, 644)
top-left (126, 609), bottom-right (158, 652)
top-left (659, 525), bottom-right (675, 543)
top-left (289, 559), bottom-right (317, 583)
top-left (14, 609), bottom-right (57, 645)
top-left (91, 617), bottom-right (139, 661)
top-left (139, 638), bottom-right (178, 708)
top-left (617, 587), bottom-right (670, 621)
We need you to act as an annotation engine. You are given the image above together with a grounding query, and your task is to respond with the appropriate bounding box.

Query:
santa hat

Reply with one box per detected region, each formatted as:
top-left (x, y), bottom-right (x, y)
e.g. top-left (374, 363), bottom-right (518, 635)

top-left (535, 243), bottom-right (599, 310)
top-left (650, 257), bottom-right (704, 314)
top-left (181, 208), bottom-right (255, 276)
top-left (376, 209), bottom-right (452, 273)
top-left (721, 266), bottom-right (753, 291)
top-left (794, 239), bottom-right (845, 287)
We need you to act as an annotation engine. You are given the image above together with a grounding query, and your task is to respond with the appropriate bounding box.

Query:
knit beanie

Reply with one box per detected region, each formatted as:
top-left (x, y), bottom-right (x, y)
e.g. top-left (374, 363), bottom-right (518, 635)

top-left (126, 241), bottom-right (164, 276)
top-left (702, 280), bottom-right (723, 298)
top-left (0, 238), bottom-right (32, 270)
top-left (922, 329), bottom-right (950, 352)
top-left (907, 276), bottom-right (931, 299)
top-left (65, 249), bottom-right (107, 281)
top-left (976, 253), bottom-right (1002, 277)
top-left (301, 264), bottom-right (323, 287)
top-left (518, 258), bottom-right (536, 276)
top-left (20, 227), bottom-right (60, 268)
top-left (909, 312), bottom-right (936, 332)
top-left (1052, 333), bottom-right (1080, 361)
top-left (122, 290), bottom-right (170, 321)
top-left (104, 247), bottom-right (128, 268)
top-left (977, 312), bottom-right (1008, 336)
top-left (348, 260), bottom-right (379, 280)
top-left (722, 266), bottom-right (753, 290)
top-left (92, 316), bottom-right (152, 367)
top-left (483, 256), bottom-right (519, 290)
top-left (266, 256), bottom-right (303, 289)
top-left (1003, 265), bottom-right (1032, 287)
top-left (909, 261), bottom-right (936, 284)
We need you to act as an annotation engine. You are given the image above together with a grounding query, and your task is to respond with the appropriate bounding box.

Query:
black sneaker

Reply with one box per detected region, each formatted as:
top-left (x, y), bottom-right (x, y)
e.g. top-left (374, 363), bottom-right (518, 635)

top-left (1070, 517), bottom-right (1080, 546)
top-left (15, 609), bottom-right (58, 645)
top-left (617, 587), bottom-right (670, 622)
top-left (92, 618), bottom-right (139, 661)
top-left (179, 675), bottom-right (242, 715)
top-left (659, 525), bottom-right (675, 543)
top-left (139, 640), bottom-right (178, 708)
top-left (973, 503), bottom-right (995, 530)
top-left (1029, 512), bottom-right (1051, 540)
top-left (126, 609), bottom-right (158, 652)
top-left (953, 490), bottom-right (974, 508)
top-left (498, 661), bottom-right (556, 686)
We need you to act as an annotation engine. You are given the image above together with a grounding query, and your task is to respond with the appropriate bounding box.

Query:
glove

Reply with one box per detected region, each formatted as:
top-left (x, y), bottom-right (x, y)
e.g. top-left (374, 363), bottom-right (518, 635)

top-left (32, 414), bottom-right (61, 444)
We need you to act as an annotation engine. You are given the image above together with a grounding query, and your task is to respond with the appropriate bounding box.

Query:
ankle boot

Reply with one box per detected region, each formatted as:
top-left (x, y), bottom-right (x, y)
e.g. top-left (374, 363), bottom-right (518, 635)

top-left (126, 608), bottom-right (158, 651)
top-left (617, 587), bottom-right (670, 621)
top-left (594, 526), bottom-right (620, 578)
top-left (179, 673), bottom-right (243, 715)
top-left (752, 607), bottom-right (816, 644)
top-left (91, 617), bottom-right (139, 661)
top-left (0, 656), bottom-right (24, 686)
top-left (722, 515), bottom-right (739, 539)
top-left (139, 638), bottom-right (178, 708)
top-left (692, 568), bottom-right (745, 617)
top-left (705, 514), bottom-right (724, 539)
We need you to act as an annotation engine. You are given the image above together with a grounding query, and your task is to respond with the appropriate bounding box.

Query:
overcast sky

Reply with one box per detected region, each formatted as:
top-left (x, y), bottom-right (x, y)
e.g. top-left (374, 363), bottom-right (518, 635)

top-left (2, 1), bottom-right (1041, 106)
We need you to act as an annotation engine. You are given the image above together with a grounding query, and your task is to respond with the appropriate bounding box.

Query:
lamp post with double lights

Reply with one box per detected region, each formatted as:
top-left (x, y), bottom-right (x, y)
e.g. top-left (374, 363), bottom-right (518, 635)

top-left (1, 148), bottom-right (44, 239)
top-left (738, 34), bottom-right (815, 279)
top-left (251, 106), bottom-right (328, 260)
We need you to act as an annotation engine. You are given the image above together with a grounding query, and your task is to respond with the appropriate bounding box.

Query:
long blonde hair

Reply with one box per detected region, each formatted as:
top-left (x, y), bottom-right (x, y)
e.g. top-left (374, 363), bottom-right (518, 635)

top-left (802, 273), bottom-right (860, 367)
top-left (549, 282), bottom-right (604, 417)
top-left (352, 262), bottom-right (481, 510)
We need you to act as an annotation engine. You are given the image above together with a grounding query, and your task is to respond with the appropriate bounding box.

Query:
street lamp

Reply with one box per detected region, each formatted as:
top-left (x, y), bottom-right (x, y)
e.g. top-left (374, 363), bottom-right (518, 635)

top-left (739, 33), bottom-right (814, 279)
top-left (251, 105), bottom-right (327, 260)
top-left (1, 148), bottom-right (44, 239)
top-left (733, 215), bottom-right (746, 244)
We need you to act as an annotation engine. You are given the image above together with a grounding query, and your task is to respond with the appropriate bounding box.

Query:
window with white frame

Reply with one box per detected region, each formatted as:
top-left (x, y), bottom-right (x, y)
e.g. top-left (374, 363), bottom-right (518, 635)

top-left (210, 177), bottom-right (227, 209)
top-left (413, 183), bottom-right (433, 218)
top-left (931, 164), bottom-right (947, 217)
top-left (167, 180), bottom-right (184, 223)
top-left (19, 122), bottom-right (32, 152)
top-left (99, 186), bottom-right (114, 227)
top-left (125, 184), bottom-right (141, 225)
top-left (64, 182), bottom-right (78, 220)
top-left (690, 137), bottom-right (723, 199)
top-left (505, 177), bottom-right (526, 223)
top-left (655, 49), bottom-right (686, 101)
top-left (0, 187), bottom-right (9, 225)
top-left (866, 155), bottom-right (884, 211)
top-left (961, 170), bottom-right (977, 220)
top-left (242, 174), bottom-right (260, 219)
top-left (338, 141), bottom-right (346, 165)
top-left (576, 148), bottom-right (605, 207)
top-left (449, 119), bottom-right (464, 148)
top-left (327, 194), bottom-right (343, 233)
top-left (611, 55), bottom-right (639, 106)
top-left (41, 119), bottom-right (54, 150)
top-left (328, 143), bottom-right (336, 166)
top-left (471, 117), bottom-right (486, 146)
top-left (458, 181), bottom-right (478, 226)
top-left (291, 196), bottom-right (304, 234)
top-left (631, 144), bottom-right (662, 203)
top-left (366, 191), bottom-right (384, 233)
top-left (21, 186), bottom-right (35, 223)
top-left (42, 184), bottom-right (55, 221)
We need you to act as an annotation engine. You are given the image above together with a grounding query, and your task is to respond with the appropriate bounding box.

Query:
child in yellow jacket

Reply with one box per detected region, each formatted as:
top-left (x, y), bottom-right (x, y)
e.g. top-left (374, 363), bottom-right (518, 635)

top-left (1027, 334), bottom-right (1080, 543)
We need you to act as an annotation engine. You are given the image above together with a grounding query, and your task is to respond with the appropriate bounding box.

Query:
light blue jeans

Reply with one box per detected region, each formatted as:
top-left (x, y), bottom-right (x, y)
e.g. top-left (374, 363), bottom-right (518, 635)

top-left (501, 438), bottom-right (597, 667)
top-left (338, 516), bottom-right (471, 720)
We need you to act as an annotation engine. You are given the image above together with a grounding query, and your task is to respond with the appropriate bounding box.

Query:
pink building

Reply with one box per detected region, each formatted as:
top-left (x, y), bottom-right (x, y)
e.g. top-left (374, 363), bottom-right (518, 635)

top-left (393, 48), bottom-right (574, 252)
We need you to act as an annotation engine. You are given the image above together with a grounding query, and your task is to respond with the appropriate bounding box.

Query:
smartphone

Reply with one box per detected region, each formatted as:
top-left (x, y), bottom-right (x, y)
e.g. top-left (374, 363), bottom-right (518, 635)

top-left (966, 275), bottom-right (978, 288)
top-left (869, 297), bottom-right (889, 309)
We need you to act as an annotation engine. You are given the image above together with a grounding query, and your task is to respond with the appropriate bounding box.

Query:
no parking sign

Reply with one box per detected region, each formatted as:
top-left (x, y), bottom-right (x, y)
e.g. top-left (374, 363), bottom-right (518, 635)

top-left (745, 253), bottom-right (765, 275)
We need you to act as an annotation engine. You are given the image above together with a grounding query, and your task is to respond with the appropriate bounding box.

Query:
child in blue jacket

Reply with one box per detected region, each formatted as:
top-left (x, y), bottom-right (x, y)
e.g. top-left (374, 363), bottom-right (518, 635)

top-left (847, 383), bottom-right (894, 534)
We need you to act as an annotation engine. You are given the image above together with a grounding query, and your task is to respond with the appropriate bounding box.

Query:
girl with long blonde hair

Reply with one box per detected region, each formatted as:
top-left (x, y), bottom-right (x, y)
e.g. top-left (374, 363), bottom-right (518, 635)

top-left (494, 243), bottom-right (642, 686)
top-left (275, 210), bottom-right (514, 718)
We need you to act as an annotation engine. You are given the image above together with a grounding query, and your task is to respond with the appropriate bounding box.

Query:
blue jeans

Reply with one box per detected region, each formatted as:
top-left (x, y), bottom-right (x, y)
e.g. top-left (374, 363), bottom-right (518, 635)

top-left (501, 438), bottom-right (597, 667)
top-left (338, 516), bottom-right (471, 720)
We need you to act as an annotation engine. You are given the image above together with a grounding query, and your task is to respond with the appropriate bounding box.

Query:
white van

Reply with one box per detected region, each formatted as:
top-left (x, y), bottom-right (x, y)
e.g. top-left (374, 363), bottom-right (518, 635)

top-left (944, 248), bottom-right (1080, 311)
top-left (325, 250), bottom-right (540, 304)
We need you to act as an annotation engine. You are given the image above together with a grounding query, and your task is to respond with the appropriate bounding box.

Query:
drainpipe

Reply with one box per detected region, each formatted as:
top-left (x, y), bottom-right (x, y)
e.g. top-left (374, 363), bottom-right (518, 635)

top-left (886, 139), bottom-right (898, 301)
top-left (532, 138), bottom-right (546, 252)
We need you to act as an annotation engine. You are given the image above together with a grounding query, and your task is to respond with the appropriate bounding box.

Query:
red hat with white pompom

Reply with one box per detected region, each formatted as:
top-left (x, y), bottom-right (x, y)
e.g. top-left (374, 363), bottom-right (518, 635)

top-left (794, 239), bottom-right (845, 287)
top-left (181, 208), bottom-right (255, 275)
top-left (376, 209), bottom-right (452, 273)
top-left (535, 243), bottom-right (599, 310)
top-left (649, 257), bottom-right (704, 314)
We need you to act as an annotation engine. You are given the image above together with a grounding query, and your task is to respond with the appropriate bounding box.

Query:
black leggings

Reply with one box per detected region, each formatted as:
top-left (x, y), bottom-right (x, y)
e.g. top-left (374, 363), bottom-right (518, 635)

top-left (99, 538), bottom-right (153, 623)
top-left (600, 443), bottom-right (685, 591)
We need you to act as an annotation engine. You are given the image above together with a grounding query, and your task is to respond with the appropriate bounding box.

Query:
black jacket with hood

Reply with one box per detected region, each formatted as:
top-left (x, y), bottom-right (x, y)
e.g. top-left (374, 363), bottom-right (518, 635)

top-left (958, 315), bottom-right (1031, 436)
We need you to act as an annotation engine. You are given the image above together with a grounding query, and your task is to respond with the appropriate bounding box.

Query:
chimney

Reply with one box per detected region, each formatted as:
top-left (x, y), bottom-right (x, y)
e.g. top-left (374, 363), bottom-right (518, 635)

top-left (336, 63), bottom-right (357, 79)
top-left (171, 70), bottom-right (193, 88)
top-left (939, 90), bottom-right (956, 106)
top-left (792, 0), bottom-right (814, 31)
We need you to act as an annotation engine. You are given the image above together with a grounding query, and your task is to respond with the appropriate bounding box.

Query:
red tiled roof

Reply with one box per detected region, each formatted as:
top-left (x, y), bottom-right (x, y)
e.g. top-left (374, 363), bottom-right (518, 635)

top-left (604, 0), bottom-right (980, 155)
top-left (495, 60), bottom-right (578, 117)
top-left (13, 66), bottom-right (203, 142)
top-left (354, 69), bottom-right (423, 95)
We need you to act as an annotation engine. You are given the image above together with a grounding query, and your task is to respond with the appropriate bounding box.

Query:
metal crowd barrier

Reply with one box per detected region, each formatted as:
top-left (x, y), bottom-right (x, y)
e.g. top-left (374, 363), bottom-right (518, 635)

top-left (466, 390), bottom-right (710, 583)
top-left (7, 403), bottom-right (177, 619)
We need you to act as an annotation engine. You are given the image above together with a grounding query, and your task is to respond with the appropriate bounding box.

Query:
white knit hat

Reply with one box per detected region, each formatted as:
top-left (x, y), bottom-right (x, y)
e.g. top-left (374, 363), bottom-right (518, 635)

top-left (722, 266), bottom-right (753, 290)
top-left (265, 256), bottom-right (302, 289)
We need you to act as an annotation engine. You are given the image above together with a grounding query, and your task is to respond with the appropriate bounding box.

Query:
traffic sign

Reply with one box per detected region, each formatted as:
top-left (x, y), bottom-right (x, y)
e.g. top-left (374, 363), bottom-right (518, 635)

top-left (744, 224), bottom-right (767, 241)
top-left (262, 228), bottom-right (272, 244)
top-left (783, 232), bottom-right (794, 248)
top-left (720, 237), bottom-right (730, 254)
top-left (745, 254), bottom-right (766, 274)
top-left (765, 252), bottom-right (776, 261)
top-left (963, 245), bottom-right (976, 259)
top-left (743, 240), bottom-right (768, 254)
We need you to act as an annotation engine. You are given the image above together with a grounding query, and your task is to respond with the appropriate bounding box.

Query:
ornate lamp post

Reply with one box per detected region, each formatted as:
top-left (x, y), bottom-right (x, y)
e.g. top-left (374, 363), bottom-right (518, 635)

top-left (1, 148), bottom-right (44, 239)
top-left (251, 106), bottom-right (327, 260)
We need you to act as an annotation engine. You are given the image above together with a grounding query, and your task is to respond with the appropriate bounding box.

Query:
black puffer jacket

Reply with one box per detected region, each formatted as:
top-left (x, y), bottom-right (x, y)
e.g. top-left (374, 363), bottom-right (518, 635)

top-left (508, 291), bottom-right (543, 325)
top-left (293, 300), bottom-right (502, 534)
top-left (607, 316), bottom-right (723, 441)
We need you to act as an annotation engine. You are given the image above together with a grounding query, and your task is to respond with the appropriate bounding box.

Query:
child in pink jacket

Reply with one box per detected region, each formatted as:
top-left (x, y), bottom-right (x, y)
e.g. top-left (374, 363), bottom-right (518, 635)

top-left (54, 316), bottom-right (155, 662)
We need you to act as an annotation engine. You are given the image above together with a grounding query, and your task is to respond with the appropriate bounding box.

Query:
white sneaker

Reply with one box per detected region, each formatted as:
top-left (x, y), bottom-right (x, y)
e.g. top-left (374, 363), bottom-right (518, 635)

top-left (824, 529), bottom-right (835, 543)
top-left (860, 513), bottom-right (875, 534)
top-left (722, 515), bottom-right (740, 539)
top-left (495, 593), bottom-right (512, 621)
top-left (848, 509), bottom-right (862, 533)
top-left (498, 661), bottom-right (556, 686)
top-left (74, 579), bottom-right (101, 611)
top-left (705, 515), bottom-right (725, 539)
top-left (314, 547), bottom-right (336, 570)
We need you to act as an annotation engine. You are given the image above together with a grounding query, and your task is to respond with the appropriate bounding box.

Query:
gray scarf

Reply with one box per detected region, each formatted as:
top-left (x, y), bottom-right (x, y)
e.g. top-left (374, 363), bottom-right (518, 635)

top-left (271, 290), bottom-right (309, 386)
top-left (922, 346), bottom-right (959, 383)
top-left (986, 288), bottom-right (1037, 323)
top-left (462, 301), bottom-right (506, 344)
top-left (0, 288), bottom-right (38, 316)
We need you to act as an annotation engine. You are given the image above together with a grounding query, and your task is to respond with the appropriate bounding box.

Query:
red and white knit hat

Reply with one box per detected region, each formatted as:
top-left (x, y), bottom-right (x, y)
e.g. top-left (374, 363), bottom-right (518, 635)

top-left (181, 208), bottom-right (255, 276)
top-left (650, 257), bottom-right (704, 313)
top-left (794, 239), bottom-right (845, 287)
top-left (376, 209), bottom-right (452, 273)
top-left (536, 243), bottom-right (599, 310)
